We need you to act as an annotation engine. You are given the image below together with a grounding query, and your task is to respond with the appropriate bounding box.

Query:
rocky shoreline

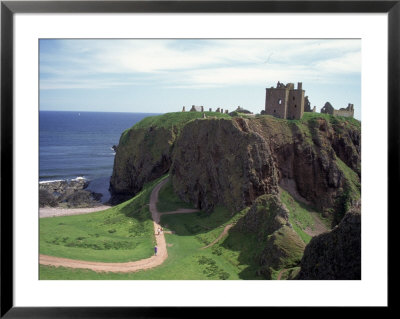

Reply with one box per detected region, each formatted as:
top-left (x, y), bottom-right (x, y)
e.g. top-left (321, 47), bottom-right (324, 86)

top-left (39, 177), bottom-right (105, 208)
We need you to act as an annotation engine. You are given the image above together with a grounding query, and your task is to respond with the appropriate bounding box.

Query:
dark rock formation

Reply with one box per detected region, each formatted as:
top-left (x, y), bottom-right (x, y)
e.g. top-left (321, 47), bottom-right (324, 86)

top-left (109, 126), bottom-right (174, 201)
top-left (39, 189), bottom-right (59, 207)
top-left (108, 112), bottom-right (227, 202)
top-left (110, 112), bottom-right (360, 223)
top-left (331, 121), bottom-right (361, 176)
top-left (58, 189), bottom-right (103, 208)
top-left (170, 116), bottom-right (360, 218)
top-left (39, 178), bottom-right (88, 194)
top-left (171, 118), bottom-right (279, 212)
top-left (296, 201), bottom-right (361, 279)
top-left (236, 194), bottom-right (305, 279)
top-left (39, 178), bottom-right (103, 208)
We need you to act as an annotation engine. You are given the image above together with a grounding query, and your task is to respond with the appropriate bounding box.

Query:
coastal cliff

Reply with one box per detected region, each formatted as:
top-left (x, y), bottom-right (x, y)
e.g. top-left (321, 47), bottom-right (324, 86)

top-left (109, 112), bottom-right (230, 202)
top-left (110, 112), bottom-right (361, 279)
top-left (171, 115), bottom-right (360, 222)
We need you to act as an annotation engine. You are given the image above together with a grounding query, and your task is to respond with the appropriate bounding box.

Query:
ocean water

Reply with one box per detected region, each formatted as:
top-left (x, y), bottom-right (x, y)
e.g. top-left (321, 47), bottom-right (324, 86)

top-left (39, 111), bottom-right (160, 202)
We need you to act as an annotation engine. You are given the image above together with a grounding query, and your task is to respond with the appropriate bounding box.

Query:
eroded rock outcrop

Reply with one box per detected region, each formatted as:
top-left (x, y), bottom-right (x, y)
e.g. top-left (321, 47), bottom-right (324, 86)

top-left (296, 201), bottom-right (361, 280)
top-left (109, 112), bottom-right (231, 203)
top-left (109, 126), bottom-right (174, 202)
top-left (170, 115), bottom-right (360, 219)
top-left (236, 194), bottom-right (306, 279)
top-left (171, 118), bottom-right (279, 212)
top-left (39, 178), bottom-right (102, 208)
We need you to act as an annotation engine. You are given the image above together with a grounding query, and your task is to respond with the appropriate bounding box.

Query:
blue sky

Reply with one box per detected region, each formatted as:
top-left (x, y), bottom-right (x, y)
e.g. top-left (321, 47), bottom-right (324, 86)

top-left (39, 39), bottom-right (361, 120)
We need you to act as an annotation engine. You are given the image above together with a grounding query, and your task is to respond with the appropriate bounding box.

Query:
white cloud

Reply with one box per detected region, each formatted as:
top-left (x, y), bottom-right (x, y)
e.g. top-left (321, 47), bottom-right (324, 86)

top-left (40, 39), bottom-right (361, 90)
top-left (313, 51), bottom-right (361, 74)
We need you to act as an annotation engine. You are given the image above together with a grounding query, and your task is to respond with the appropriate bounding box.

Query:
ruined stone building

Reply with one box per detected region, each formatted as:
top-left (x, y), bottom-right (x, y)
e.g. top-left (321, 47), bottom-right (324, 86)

top-left (304, 96), bottom-right (316, 112)
top-left (265, 81), bottom-right (305, 120)
top-left (181, 105), bottom-right (229, 114)
top-left (321, 102), bottom-right (354, 118)
top-left (235, 106), bottom-right (253, 114)
top-left (190, 105), bottom-right (204, 112)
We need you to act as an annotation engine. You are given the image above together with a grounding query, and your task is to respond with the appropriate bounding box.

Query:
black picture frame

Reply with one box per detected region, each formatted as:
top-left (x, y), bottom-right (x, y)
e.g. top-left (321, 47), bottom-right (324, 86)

top-left (1, 0), bottom-right (396, 317)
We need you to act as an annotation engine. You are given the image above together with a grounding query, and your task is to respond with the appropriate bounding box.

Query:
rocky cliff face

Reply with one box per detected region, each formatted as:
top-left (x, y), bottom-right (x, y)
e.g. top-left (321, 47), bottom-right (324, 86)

top-left (110, 126), bottom-right (174, 202)
top-left (296, 201), bottom-right (361, 280)
top-left (170, 118), bottom-right (279, 212)
top-left (170, 115), bottom-right (360, 219)
top-left (109, 112), bottom-right (231, 203)
top-left (111, 113), bottom-right (360, 219)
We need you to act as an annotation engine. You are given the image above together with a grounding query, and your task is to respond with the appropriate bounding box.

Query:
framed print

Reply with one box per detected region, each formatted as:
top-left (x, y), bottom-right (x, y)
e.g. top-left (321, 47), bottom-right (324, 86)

top-left (1, 0), bottom-right (397, 317)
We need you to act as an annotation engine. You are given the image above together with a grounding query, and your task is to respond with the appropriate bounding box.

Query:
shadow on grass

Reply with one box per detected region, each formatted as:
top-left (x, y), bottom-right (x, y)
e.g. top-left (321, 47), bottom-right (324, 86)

top-left (160, 205), bottom-right (265, 280)
top-left (159, 208), bottom-right (233, 237)
top-left (219, 222), bottom-right (266, 280)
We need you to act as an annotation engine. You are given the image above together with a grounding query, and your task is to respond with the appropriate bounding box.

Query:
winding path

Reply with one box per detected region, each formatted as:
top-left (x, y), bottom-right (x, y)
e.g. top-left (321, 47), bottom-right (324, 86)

top-left (39, 178), bottom-right (199, 273)
top-left (201, 224), bottom-right (234, 249)
top-left (277, 268), bottom-right (289, 280)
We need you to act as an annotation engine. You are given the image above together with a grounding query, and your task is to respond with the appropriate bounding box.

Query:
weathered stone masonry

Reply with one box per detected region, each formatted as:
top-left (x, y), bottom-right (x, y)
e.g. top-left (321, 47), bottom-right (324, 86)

top-left (321, 102), bottom-right (354, 118)
top-left (265, 81), bottom-right (305, 120)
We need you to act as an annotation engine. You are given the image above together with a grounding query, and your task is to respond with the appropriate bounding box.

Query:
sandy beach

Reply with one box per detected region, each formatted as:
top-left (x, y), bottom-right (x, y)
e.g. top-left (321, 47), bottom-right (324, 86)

top-left (39, 205), bottom-right (111, 218)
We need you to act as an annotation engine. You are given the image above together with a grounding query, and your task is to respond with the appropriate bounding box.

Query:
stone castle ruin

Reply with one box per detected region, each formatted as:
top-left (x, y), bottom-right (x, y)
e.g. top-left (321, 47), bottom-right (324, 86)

top-left (180, 82), bottom-right (354, 120)
top-left (265, 81), bottom-right (305, 120)
top-left (320, 102), bottom-right (354, 118)
top-left (182, 105), bottom-right (229, 114)
top-left (190, 105), bottom-right (204, 112)
top-left (265, 81), bottom-right (354, 120)
top-left (304, 96), bottom-right (316, 113)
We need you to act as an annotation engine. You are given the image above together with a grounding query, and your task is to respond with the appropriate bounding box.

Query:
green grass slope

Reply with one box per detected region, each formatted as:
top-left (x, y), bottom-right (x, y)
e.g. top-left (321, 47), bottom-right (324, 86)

top-left (40, 177), bottom-right (167, 263)
top-left (120, 111), bottom-right (231, 145)
top-left (156, 178), bottom-right (195, 212)
top-left (40, 204), bottom-right (257, 280)
top-left (40, 177), bottom-right (262, 280)
top-left (40, 180), bottom-right (335, 280)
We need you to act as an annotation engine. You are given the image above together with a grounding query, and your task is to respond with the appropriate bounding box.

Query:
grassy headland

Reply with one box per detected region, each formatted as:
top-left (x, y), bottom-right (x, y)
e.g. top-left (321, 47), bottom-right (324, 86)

top-left (40, 177), bottom-right (167, 263)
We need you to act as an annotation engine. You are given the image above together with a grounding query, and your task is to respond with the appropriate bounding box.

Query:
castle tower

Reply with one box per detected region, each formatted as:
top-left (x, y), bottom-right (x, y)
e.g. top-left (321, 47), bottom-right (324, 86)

top-left (265, 81), bottom-right (305, 120)
top-left (265, 82), bottom-right (290, 119)
top-left (286, 82), bottom-right (305, 120)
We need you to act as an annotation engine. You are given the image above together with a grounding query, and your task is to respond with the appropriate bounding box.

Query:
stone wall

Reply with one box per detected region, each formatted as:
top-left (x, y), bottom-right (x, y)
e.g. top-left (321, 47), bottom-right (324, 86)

top-left (321, 102), bottom-right (354, 118)
top-left (333, 109), bottom-right (354, 118)
top-left (287, 89), bottom-right (304, 120)
top-left (265, 88), bottom-right (289, 119)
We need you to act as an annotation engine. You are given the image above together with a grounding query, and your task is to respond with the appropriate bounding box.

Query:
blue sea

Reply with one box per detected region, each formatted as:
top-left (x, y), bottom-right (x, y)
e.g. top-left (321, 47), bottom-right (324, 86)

top-left (39, 111), bottom-right (160, 202)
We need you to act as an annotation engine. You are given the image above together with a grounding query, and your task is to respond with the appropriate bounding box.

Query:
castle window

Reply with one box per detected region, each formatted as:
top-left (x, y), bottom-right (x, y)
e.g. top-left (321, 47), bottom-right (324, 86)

top-left (278, 99), bottom-right (282, 105)
top-left (293, 96), bottom-right (295, 100)
top-left (274, 110), bottom-right (276, 113)
top-left (294, 105), bottom-right (297, 108)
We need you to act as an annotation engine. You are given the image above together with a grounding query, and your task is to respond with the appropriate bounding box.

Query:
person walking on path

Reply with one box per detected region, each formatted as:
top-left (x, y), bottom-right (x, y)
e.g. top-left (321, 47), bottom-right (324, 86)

top-left (154, 245), bottom-right (158, 256)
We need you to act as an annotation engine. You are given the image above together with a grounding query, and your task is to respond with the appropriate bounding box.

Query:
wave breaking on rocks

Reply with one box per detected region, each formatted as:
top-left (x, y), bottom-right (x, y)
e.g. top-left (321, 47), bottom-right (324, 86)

top-left (39, 177), bottom-right (104, 208)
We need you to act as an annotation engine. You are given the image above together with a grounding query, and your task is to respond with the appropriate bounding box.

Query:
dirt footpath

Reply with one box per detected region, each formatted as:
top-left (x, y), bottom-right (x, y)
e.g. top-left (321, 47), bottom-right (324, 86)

top-left (40, 205), bottom-right (111, 218)
top-left (40, 178), bottom-right (198, 273)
